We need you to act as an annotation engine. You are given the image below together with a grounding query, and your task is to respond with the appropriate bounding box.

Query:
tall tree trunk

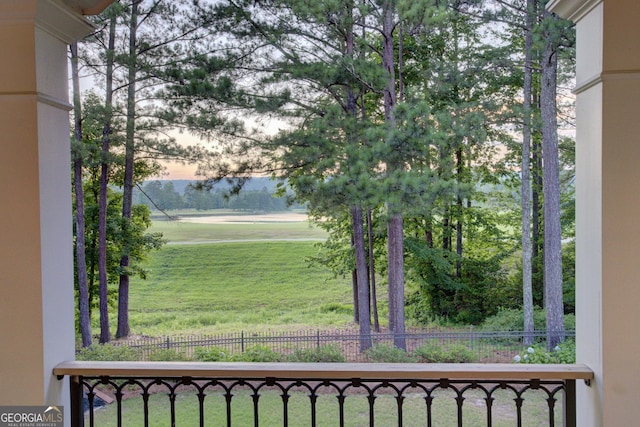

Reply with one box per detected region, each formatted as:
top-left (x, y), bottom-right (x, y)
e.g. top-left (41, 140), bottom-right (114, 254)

top-left (532, 130), bottom-right (543, 302)
top-left (522, 0), bottom-right (535, 346)
top-left (352, 206), bottom-right (371, 352)
top-left (425, 216), bottom-right (434, 248)
top-left (455, 147), bottom-right (463, 278)
top-left (352, 267), bottom-right (359, 324)
top-left (367, 209), bottom-right (380, 332)
top-left (98, 11), bottom-right (117, 344)
top-left (541, 10), bottom-right (565, 349)
top-left (443, 206), bottom-right (451, 251)
top-left (71, 42), bottom-right (92, 348)
top-left (117, 0), bottom-right (140, 339)
top-left (382, 0), bottom-right (406, 350)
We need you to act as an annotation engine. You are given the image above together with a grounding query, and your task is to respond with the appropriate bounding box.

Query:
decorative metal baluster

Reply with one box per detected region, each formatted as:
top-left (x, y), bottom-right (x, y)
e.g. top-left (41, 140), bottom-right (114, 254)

top-left (115, 385), bottom-right (124, 427)
top-left (169, 384), bottom-right (177, 427)
top-left (424, 394), bottom-right (434, 427)
top-left (252, 391), bottom-right (261, 427)
top-left (485, 395), bottom-right (494, 427)
top-left (367, 392), bottom-right (376, 427)
top-left (86, 384), bottom-right (95, 427)
top-left (224, 388), bottom-right (233, 427)
top-left (142, 386), bottom-right (150, 427)
top-left (337, 393), bottom-right (346, 426)
top-left (547, 395), bottom-right (557, 427)
top-left (514, 393), bottom-right (524, 427)
top-left (197, 388), bottom-right (207, 427)
top-left (455, 392), bottom-right (465, 427)
top-left (281, 389), bottom-right (290, 427)
top-left (395, 392), bottom-right (404, 427)
top-left (309, 391), bottom-right (318, 427)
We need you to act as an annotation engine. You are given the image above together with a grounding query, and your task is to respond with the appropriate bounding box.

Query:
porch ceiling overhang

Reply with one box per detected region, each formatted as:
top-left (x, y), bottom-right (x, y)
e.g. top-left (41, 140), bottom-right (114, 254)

top-left (62, 0), bottom-right (114, 15)
top-left (548, 0), bottom-right (601, 21)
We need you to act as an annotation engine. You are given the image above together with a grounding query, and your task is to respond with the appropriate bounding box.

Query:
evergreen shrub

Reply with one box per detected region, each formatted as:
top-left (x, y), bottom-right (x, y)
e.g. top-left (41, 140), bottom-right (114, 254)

top-left (288, 345), bottom-right (345, 363)
top-left (365, 344), bottom-right (416, 363)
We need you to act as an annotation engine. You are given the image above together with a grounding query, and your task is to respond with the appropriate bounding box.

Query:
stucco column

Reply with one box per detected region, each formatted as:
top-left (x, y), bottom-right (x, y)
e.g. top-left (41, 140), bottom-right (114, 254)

top-left (549, 0), bottom-right (640, 425)
top-left (0, 0), bottom-right (93, 415)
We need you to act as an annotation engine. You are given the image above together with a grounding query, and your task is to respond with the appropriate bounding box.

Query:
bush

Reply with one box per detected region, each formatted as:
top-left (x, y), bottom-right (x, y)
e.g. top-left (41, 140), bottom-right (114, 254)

top-left (513, 339), bottom-right (575, 364)
top-left (481, 308), bottom-right (576, 332)
top-left (414, 343), bottom-right (476, 363)
top-left (288, 345), bottom-right (345, 363)
top-left (147, 348), bottom-right (191, 361)
top-left (365, 344), bottom-right (416, 363)
top-left (233, 345), bottom-right (283, 362)
top-left (193, 346), bottom-right (229, 362)
top-left (77, 344), bottom-right (140, 361)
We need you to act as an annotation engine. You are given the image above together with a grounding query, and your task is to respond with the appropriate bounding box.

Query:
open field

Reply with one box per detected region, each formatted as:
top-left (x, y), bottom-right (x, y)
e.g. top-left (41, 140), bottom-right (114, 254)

top-left (122, 241), bottom-right (354, 336)
top-left (149, 211), bottom-right (327, 243)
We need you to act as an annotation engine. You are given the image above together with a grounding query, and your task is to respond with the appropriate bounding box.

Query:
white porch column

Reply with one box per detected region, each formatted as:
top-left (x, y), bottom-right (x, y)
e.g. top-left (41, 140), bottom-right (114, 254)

top-left (0, 0), bottom-right (93, 415)
top-left (549, 0), bottom-right (640, 425)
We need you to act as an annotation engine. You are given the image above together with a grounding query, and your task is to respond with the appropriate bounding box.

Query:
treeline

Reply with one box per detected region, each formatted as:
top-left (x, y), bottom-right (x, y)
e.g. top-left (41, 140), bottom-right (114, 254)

top-left (135, 181), bottom-right (302, 212)
top-left (71, 0), bottom-right (575, 352)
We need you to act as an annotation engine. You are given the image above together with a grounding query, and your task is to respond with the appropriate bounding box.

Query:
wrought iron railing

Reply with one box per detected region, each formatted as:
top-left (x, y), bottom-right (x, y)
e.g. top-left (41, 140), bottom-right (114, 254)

top-left (54, 361), bottom-right (593, 427)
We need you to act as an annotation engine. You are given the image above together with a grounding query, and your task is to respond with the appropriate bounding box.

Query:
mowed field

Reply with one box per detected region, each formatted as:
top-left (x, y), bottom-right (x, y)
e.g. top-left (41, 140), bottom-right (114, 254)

top-left (121, 211), bottom-right (357, 336)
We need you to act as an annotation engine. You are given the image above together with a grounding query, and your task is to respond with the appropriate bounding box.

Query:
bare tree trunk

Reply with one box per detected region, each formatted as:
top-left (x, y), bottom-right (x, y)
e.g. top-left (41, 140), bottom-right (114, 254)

top-left (117, 0), bottom-right (140, 339)
top-left (443, 206), bottom-right (451, 251)
top-left (522, 0), bottom-right (535, 346)
top-left (541, 10), bottom-right (565, 349)
top-left (425, 216), bottom-right (434, 248)
top-left (98, 11), bottom-right (117, 344)
top-left (352, 206), bottom-right (371, 352)
top-left (71, 42), bottom-right (92, 348)
top-left (532, 129), bottom-right (543, 300)
top-left (455, 147), bottom-right (463, 278)
top-left (382, 0), bottom-right (406, 350)
top-left (367, 209), bottom-right (380, 332)
top-left (352, 267), bottom-right (359, 324)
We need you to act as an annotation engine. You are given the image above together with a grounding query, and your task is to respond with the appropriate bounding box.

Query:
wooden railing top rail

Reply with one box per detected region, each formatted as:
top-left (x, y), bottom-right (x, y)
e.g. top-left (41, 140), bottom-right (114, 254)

top-left (54, 361), bottom-right (594, 381)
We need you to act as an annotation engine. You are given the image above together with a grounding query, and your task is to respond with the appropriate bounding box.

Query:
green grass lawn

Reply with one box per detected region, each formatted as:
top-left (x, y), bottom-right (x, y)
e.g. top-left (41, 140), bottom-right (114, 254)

top-left (114, 240), bottom-right (354, 336)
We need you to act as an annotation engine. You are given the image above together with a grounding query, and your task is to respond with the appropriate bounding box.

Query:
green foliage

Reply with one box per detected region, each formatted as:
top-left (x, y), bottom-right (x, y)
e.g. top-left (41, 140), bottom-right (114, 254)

top-left (233, 346), bottom-right (284, 362)
top-left (365, 344), bottom-right (416, 363)
top-left (193, 346), bottom-right (228, 362)
top-left (513, 340), bottom-right (575, 364)
top-left (76, 344), bottom-right (140, 361)
top-left (414, 343), bottom-right (476, 363)
top-left (146, 348), bottom-right (191, 361)
top-left (288, 345), bottom-right (346, 363)
top-left (405, 213), bottom-right (517, 325)
top-left (194, 345), bottom-right (284, 362)
top-left (480, 308), bottom-right (575, 332)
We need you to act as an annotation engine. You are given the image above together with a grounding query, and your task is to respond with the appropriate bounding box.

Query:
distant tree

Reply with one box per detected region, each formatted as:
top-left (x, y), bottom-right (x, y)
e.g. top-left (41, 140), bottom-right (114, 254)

top-left (540, 8), bottom-right (569, 349)
top-left (70, 41), bottom-right (92, 347)
top-left (80, 0), bottom-right (214, 339)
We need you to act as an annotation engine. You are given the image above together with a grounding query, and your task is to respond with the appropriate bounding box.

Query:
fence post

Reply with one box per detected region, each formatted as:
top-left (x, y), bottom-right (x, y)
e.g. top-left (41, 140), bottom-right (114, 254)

top-left (564, 379), bottom-right (577, 427)
top-left (166, 337), bottom-right (170, 350)
top-left (241, 331), bottom-right (245, 353)
top-left (469, 326), bottom-right (474, 351)
top-left (317, 330), bottom-right (320, 348)
top-left (70, 375), bottom-right (84, 427)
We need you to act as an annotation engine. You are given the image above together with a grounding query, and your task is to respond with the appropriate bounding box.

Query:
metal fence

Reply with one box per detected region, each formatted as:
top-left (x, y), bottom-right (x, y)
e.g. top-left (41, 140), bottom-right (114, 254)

top-left (107, 328), bottom-right (575, 363)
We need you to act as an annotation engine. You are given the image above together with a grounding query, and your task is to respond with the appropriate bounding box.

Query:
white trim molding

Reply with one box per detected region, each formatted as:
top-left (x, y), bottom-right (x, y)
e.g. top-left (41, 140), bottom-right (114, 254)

top-left (548, 0), bottom-right (601, 22)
